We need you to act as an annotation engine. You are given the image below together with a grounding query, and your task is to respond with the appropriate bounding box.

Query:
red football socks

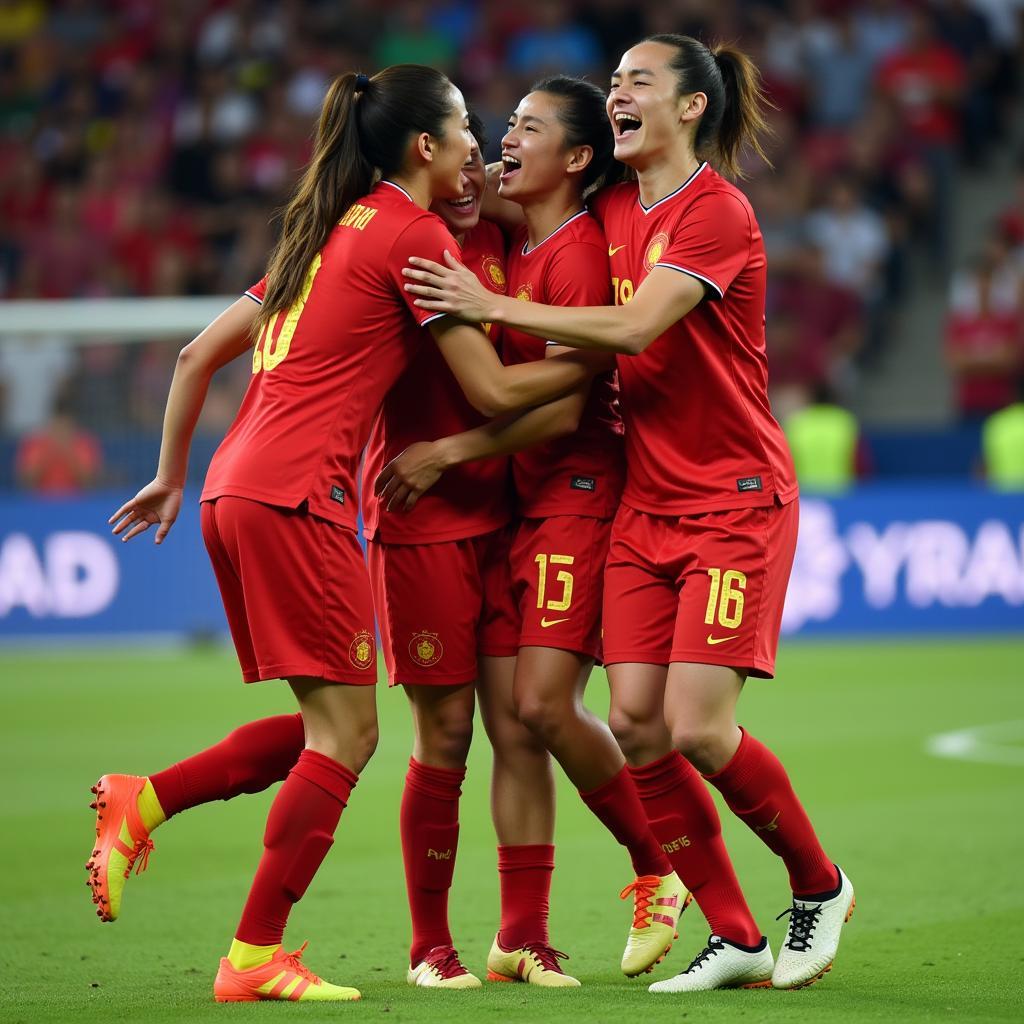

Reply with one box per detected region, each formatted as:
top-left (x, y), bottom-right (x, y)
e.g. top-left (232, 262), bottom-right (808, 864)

top-left (705, 728), bottom-right (839, 898)
top-left (580, 767), bottom-right (673, 878)
top-left (400, 758), bottom-right (465, 966)
top-left (150, 714), bottom-right (305, 818)
top-left (235, 749), bottom-right (357, 946)
top-left (497, 844), bottom-right (554, 949)
top-left (630, 751), bottom-right (761, 946)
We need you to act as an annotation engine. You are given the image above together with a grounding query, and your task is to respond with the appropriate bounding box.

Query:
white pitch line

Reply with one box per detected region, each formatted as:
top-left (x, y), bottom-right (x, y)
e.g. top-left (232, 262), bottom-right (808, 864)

top-left (926, 720), bottom-right (1024, 767)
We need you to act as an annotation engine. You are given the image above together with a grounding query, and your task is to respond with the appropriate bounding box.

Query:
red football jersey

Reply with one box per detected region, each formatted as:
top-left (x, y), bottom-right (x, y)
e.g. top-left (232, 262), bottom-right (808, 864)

top-left (361, 218), bottom-right (512, 543)
top-left (202, 181), bottom-right (456, 529)
top-left (503, 211), bottom-right (624, 518)
top-left (592, 163), bottom-right (797, 514)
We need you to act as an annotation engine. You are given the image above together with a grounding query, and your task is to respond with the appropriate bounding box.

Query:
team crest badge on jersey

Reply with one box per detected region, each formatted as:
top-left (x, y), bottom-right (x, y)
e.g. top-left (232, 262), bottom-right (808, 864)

top-left (482, 255), bottom-right (507, 292)
top-left (410, 631), bottom-right (443, 667)
top-left (349, 630), bottom-right (375, 670)
top-left (644, 232), bottom-right (670, 272)
top-left (515, 282), bottom-right (533, 302)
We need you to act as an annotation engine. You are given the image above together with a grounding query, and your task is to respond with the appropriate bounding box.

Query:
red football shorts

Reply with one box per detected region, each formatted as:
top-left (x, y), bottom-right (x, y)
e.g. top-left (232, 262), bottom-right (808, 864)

top-left (201, 496), bottom-right (377, 685)
top-left (510, 515), bottom-right (611, 660)
top-left (602, 499), bottom-right (799, 678)
top-left (367, 526), bottom-right (519, 686)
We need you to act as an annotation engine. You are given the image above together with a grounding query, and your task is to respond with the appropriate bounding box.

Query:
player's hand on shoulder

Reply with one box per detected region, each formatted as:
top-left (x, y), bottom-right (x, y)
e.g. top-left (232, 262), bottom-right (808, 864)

top-left (405, 250), bottom-right (493, 322)
top-left (109, 478), bottom-right (183, 545)
top-left (374, 442), bottom-right (448, 512)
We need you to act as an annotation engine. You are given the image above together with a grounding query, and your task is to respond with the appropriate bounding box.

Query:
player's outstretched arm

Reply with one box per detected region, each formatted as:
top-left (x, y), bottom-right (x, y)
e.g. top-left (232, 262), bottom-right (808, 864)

top-left (429, 318), bottom-right (596, 417)
top-left (407, 256), bottom-right (705, 355)
top-left (375, 348), bottom-right (612, 511)
top-left (109, 297), bottom-right (258, 544)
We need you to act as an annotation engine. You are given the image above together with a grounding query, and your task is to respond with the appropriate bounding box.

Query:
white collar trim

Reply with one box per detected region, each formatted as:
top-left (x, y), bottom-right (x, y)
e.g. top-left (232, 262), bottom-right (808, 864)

top-left (638, 162), bottom-right (708, 214)
top-left (522, 210), bottom-right (588, 255)
top-left (380, 179), bottom-right (415, 203)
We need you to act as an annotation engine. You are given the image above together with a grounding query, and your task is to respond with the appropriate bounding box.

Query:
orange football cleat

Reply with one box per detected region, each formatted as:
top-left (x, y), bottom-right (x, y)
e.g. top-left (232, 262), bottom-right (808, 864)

top-left (85, 774), bottom-right (155, 922)
top-left (214, 943), bottom-right (361, 1002)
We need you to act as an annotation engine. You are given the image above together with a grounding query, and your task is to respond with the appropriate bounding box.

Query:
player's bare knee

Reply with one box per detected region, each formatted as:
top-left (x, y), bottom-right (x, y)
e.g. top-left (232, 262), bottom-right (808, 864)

top-left (420, 712), bottom-right (473, 767)
top-left (608, 707), bottom-right (658, 763)
top-left (671, 725), bottom-right (725, 775)
top-left (515, 692), bottom-right (568, 745)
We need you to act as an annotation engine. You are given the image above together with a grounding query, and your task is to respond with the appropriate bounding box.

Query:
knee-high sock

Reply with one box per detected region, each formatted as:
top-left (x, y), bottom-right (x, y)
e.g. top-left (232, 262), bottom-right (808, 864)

top-left (704, 728), bottom-right (838, 898)
top-left (400, 758), bottom-right (465, 966)
top-left (580, 767), bottom-right (673, 877)
top-left (497, 844), bottom-right (554, 949)
top-left (630, 751), bottom-right (761, 946)
top-left (235, 749), bottom-right (356, 946)
top-left (150, 714), bottom-right (305, 818)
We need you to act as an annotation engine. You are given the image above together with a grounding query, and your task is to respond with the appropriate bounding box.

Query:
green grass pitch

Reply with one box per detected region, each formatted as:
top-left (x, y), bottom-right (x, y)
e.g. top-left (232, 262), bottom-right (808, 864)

top-left (3, 638), bottom-right (1024, 1023)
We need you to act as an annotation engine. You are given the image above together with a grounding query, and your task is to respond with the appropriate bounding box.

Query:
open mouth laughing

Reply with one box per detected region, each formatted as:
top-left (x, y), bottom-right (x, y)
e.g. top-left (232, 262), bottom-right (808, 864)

top-left (613, 111), bottom-right (643, 137)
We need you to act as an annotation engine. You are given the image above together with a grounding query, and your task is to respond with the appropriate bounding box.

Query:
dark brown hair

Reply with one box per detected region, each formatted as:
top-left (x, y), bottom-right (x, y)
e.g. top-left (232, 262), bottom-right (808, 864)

top-left (531, 75), bottom-right (616, 191)
top-left (257, 65), bottom-right (457, 333)
top-left (645, 35), bottom-right (772, 178)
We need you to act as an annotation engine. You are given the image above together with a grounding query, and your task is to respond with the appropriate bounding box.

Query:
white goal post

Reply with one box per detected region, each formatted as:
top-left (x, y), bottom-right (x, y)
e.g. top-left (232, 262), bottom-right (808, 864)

top-left (0, 298), bottom-right (240, 340)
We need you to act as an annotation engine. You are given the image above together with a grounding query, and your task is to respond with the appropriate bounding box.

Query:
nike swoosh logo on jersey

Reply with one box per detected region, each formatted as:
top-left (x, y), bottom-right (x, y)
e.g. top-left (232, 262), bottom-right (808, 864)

top-left (540, 617), bottom-right (570, 628)
top-left (608, 244), bottom-right (627, 256)
top-left (706, 634), bottom-right (739, 645)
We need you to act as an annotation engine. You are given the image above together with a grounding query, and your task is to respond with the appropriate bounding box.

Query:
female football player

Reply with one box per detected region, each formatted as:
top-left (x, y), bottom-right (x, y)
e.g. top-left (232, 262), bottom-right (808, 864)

top-left (402, 37), bottom-right (855, 994)
top-left (360, 117), bottom-right (564, 990)
top-left (377, 76), bottom-right (685, 983)
top-left (94, 64), bottom-right (601, 1003)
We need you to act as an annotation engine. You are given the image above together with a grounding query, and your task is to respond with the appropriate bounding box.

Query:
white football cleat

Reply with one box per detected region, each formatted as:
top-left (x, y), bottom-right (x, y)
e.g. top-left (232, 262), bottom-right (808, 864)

top-left (772, 866), bottom-right (855, 989)
top-left (648, 935), bottom-right (773, 993)
top-left (406, 946), bottom-right (481, 989)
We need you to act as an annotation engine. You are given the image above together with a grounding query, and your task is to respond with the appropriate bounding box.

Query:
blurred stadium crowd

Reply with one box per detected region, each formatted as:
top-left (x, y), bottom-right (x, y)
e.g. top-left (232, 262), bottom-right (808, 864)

top-left (1, 0), bottom-right (1023, 493)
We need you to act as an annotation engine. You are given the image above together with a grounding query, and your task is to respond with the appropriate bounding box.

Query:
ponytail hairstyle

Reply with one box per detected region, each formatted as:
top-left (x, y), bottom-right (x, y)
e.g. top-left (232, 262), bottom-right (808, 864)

top-left (645, 35), bottom-right (772, 178)
top-left (257, 64), bottom-right (458, 333)
top-left (530, 75), bottom-right (617, 191)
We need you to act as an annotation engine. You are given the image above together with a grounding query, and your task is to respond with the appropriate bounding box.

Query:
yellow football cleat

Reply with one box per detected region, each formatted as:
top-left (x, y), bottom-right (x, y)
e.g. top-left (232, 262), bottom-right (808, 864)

top-left (486, 935), bottom-right (581, 987)
top-left (407, 945), bottom-right (482, 989)
top-left (85, 774), bottom-right (155, 922)
top-left (620, 872), bottom-right (691, 977)
top-left (214, 942), bottom-right (360, 1002)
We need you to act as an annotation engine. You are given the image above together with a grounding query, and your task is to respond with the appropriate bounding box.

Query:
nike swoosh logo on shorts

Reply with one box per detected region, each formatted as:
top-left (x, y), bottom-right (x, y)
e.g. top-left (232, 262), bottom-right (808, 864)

top-left (706, 634), bottom-right (739, 645)
top-left (540, 617), bottom-right (570, 628)
top-left (608, 244), bottom-right (627, 256)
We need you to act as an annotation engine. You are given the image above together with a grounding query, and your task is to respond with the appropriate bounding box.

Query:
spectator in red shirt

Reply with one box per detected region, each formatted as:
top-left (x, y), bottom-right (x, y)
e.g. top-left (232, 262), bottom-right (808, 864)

top-left (946, 240), bottom-right (1024, 420)
top-left (15, 392), bottom-right (103, 495)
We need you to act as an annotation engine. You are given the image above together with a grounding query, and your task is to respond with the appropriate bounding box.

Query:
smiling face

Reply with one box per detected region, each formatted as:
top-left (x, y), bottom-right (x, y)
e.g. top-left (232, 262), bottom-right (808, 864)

top-left (431, 139), bottom-right (485, 237)
top-left (498, 90), bottom-right (582, 204)
top-left (607, 41), bottom-right (698, 169)
top-left (426, 86), bottom-right (475, 201)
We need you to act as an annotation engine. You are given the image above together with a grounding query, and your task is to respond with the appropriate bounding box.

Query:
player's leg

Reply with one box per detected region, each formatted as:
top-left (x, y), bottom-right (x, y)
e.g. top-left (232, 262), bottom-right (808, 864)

top-left (215, 676), bottom-right (374, 1002)
top-left (655, 502), bottom-right (851, 993)
top-left (401, 683), bottom-right (480, 988)
top-left (515, 647), bottom-right (674, 885)
top-left (477, 653), bottom-right (569, 984)
top-left (367, 535), bottom-right (485, 988)
top-left (86, 499), bottom-right (307, 923)
top-left (647, 662), bottom-right (773, 992)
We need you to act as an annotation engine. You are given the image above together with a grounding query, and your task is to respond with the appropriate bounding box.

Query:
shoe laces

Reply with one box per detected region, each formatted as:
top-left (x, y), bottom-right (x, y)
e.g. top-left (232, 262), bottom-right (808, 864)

top-left (126, 837), bottom-right (155, 876)
top-left (280, 942), bottom-right (320, 985)
top-left (523, 944), bottom-right (569, 974)
top-left (425, 946), bottom-right (468, 979)
top-left (620, 874), bottom-right (660, 929)
top-left (777, 902), bottom-right (822, 952)
top-left (683, 935), bottom-right (725, 973)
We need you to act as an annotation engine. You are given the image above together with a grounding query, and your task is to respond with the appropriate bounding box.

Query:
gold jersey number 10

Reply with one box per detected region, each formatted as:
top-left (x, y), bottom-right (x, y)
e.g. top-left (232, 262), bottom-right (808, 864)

top-left (252, 254), bottom-right (322, 374)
